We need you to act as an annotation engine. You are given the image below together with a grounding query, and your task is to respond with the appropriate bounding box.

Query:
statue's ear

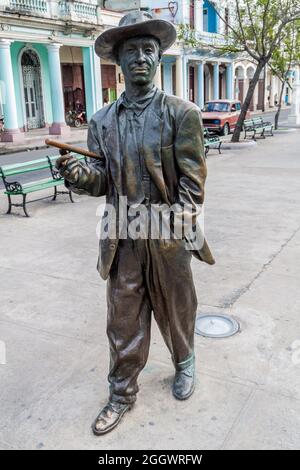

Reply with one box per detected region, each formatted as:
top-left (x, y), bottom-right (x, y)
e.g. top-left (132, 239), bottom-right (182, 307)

top-left (158, 49), bottom-right (162, 63)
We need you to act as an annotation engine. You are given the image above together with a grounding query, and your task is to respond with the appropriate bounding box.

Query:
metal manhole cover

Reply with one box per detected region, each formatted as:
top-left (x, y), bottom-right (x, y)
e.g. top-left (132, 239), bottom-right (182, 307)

top-left (195, 314), bottom-right (240, 338)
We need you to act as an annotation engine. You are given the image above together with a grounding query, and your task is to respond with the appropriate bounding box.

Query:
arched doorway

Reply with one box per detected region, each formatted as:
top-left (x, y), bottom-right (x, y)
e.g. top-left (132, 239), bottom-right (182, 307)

top-left (234, 65), bottom-right (246, 103)
top-left (21, 49), bottom-right (44, 130)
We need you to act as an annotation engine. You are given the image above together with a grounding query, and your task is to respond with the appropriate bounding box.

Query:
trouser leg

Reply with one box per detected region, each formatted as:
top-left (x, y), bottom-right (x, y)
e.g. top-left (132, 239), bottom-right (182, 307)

top-left (106, 239), bottom-right (152, 404)
top-left (145, 239), bottom-right (198, 367)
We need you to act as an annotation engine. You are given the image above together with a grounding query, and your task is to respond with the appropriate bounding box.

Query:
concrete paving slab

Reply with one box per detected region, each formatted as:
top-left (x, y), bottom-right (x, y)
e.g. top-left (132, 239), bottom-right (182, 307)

top-left (0, 320), bottom-right (96, 437)
top-left (1, 349), bottom-right (251, 450)
top-left (0, 267), bottom-right (107, 344)
top-left (222, 389), bottom-right (300, 450)
top-left (1, 128), bottom-right (300, 449)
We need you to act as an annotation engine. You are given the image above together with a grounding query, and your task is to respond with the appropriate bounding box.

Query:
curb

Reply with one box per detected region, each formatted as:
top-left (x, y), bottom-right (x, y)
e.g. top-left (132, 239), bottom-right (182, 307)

top-left (273, 128), bottom-right (298, 133)
top-left (0, 138), bottom-right (86, 156)
top-left (220, 140), bottom-right (258, 150)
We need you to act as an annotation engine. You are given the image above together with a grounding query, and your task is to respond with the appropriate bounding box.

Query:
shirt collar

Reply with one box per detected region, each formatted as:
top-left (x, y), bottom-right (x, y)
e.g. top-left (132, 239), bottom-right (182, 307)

top-left (116, 86), bottom-right (157, 116)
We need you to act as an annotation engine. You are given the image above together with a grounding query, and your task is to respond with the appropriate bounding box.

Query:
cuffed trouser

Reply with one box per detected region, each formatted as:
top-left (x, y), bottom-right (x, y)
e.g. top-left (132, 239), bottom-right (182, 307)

top-left (106, 238), bottom-right (198, 404)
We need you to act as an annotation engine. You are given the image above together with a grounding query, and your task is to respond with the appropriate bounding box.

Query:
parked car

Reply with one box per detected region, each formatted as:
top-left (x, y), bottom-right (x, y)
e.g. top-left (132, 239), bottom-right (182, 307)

top-left (201, 100), bottom-right (250, 136)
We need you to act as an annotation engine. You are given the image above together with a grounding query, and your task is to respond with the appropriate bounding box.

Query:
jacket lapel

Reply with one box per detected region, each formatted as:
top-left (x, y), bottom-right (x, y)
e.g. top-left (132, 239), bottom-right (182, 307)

top-left (101, 101), bottom-right (123, 194)
top-left (101, 89), bottom-right (169, 204)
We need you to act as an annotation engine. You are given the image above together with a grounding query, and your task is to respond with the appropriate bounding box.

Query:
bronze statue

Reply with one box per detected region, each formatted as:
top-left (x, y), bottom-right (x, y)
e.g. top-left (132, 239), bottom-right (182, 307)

top-left (56, 10), bottom-right (215, 436)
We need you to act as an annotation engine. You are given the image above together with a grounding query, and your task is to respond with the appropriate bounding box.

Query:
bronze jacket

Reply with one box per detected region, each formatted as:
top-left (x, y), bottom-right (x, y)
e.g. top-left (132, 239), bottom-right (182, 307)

top-left (69, 89), bottom-right (215, 280)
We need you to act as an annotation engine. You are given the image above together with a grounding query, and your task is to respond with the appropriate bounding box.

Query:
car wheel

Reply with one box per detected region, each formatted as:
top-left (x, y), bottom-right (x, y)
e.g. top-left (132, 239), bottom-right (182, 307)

top-left (221, 123), bottom-right (230, 136)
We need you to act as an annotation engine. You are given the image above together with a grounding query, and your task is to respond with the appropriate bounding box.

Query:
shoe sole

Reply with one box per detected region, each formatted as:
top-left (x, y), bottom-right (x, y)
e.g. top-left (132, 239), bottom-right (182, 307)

top-left (172, 384), bottom-right (195, 401)
top-left (91, 405), bottom-right (131, 436)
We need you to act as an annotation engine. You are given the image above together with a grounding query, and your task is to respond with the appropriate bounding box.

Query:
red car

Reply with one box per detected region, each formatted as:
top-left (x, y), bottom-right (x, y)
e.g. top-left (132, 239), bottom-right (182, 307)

top-left (202, 100), bottom-right (250, 136)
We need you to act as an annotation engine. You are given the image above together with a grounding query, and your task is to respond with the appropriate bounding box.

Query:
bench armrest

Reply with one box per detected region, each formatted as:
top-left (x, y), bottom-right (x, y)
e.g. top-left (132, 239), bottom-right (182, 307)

top-left (4, 181), bottom-right (23, 193)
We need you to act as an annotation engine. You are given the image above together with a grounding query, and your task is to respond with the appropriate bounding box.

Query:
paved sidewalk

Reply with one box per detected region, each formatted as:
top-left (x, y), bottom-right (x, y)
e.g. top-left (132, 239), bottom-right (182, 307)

top-left (0, 127), bottom-right (88, 155)
top-left (0, 106), bottom-right (291, 155)
top-left (0, 130), bottom-right (300, 449)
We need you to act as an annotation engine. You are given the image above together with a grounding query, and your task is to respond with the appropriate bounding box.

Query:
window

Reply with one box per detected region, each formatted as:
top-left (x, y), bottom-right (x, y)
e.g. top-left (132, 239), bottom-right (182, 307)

top-left (203, 102), bottom-right (231, 112)
top-left (236, 102), bottom-right (241, 111)
top-left (203, 9), bottom-right (208, 31)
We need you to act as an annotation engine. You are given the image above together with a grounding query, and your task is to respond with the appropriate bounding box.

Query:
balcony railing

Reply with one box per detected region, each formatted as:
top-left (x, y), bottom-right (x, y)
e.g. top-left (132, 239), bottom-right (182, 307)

top-left (3, 1), bottom-right (100, 24)
top-left (59, 1), bottom-right (98, 23)
top-left (9, 0), bottom-right (48, 14)
top-left (177, 24), bottom-right (227, 49)
top-left (74, 2), bottom-right (97, 18)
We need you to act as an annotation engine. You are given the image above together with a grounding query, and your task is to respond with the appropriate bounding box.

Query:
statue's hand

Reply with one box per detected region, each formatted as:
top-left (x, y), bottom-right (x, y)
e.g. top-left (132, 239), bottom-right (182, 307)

top-left (56, 153), bottom-right (81, 185)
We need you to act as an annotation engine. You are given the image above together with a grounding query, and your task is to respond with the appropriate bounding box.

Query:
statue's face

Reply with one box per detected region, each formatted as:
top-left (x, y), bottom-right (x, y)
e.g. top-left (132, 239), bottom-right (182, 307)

top-left (117, 36), bottom-right (161, 86)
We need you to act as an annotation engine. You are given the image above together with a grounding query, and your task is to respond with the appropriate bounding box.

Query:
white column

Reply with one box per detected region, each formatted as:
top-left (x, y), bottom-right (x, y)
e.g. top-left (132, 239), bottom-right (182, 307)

top-left (182, 0), bottom-right (190, 24)
top-left (47, 43), bottom-right (70, 136)
top-left (154, 64), bottom-right (162, 89)
top-left (288, 66), bottom-right (300, 126)
top-left (269, 75), bottom-right (277, 107)
top-left (176, 55), bottom-right (184, 99)
top-left (197, 61), bottom-right (205, 109)
top-left (225, 63), bottom-right (234, 100)
top-left (0, 39), bottom-right (25, 143)
top-left (183, 56), bottom-right (189, 101)
top-left (83, 46), bottom-right (103, 120)
top-left (213, 62), bottom-right (219, 100)
top-left (195, 0), bottom-right (203, 32)
top-left (253, 81), bottom-right (259, 111)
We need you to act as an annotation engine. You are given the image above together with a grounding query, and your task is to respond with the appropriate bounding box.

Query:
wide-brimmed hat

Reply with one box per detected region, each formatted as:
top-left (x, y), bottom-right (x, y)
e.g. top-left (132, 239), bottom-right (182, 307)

top-left (95, 10), bottom-right (177, 62)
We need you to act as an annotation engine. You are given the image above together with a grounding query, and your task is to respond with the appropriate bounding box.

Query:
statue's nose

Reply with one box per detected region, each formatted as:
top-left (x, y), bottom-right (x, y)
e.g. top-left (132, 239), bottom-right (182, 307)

top-left (136, 49), bottom-right (146, 64)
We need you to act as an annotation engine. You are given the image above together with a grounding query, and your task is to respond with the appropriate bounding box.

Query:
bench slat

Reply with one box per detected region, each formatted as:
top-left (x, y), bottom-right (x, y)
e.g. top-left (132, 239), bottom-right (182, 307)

top-left (2, 163), bottom-right (52, 177)
top-left (5, 179), bottom-right (64, 195)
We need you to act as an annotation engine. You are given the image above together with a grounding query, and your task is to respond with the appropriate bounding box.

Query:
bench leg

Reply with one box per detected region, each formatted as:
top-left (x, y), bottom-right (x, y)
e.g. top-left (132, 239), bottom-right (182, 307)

top-left (69, 190), bottom-right (74, 203)
top-left (218, 142), bottom-right (222, 155)
top-left (22, 194), bottom-right (29, 217)
top-left (6, 194), bottom-right (12, 214)
top-left (52, 186), bottom-right (57, 201)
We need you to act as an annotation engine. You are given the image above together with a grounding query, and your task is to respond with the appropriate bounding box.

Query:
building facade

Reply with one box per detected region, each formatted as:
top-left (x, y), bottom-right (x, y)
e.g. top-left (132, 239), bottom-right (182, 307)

top-left (0, 0), bottom-right (291, 144)
top-left (0, 0), bottom-right (105, 142)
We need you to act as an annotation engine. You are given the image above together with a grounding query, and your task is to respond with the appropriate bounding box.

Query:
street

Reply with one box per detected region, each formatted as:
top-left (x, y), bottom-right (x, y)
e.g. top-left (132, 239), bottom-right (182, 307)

top-left (0, 107), bottom-right (291, 190)
top-left (0, 126), bottom-right (300, 449)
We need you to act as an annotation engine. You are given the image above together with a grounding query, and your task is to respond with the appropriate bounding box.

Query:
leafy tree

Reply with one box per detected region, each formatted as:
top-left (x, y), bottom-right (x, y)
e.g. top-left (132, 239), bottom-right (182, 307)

top-left (179, 0), bottom-right (300, 141)
top-left (269, 21), bottom-right (300, 129)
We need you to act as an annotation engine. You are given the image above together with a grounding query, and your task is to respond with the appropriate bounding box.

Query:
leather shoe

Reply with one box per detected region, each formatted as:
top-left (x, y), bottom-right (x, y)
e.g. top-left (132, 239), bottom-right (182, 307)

top-left (91, 401), bottom-right (131, 436)
top-left (172, 361), bottom-right (195, 400)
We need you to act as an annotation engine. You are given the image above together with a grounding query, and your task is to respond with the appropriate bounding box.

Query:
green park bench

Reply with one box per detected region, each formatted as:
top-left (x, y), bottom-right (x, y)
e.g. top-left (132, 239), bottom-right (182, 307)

top-left (243, 117), bottom-right (274, 140)
top-left (204, 128), bottom-right (222, 158)
top-left (0, 154), bottom-right (86, 217)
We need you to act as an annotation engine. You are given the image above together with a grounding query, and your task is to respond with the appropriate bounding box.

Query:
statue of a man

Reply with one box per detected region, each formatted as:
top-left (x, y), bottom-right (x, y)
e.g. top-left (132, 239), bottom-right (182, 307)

top-left (56, 10), bottom-right (215, 435)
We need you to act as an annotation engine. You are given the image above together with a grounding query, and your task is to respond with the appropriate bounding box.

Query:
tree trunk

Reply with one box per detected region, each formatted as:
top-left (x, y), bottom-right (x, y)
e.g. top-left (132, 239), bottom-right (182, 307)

top-left (262, 65), bottom-right (267, 113)
top-left (231, 61), bottom-right (266, 142)
top-left (275, 80), bottom-right (285, 130)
